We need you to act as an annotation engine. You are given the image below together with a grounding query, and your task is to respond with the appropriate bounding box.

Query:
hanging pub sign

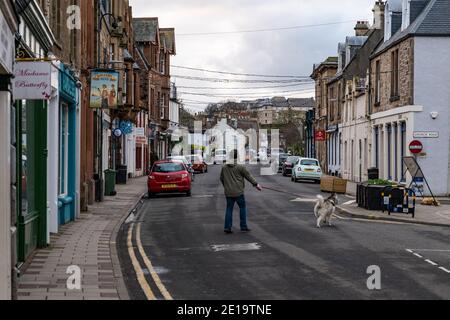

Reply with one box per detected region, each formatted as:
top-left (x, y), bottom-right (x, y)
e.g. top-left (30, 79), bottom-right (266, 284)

top-left (13, 62), bottom-right (52, 100)
top-left (89, 70), bottom-right (119, 109)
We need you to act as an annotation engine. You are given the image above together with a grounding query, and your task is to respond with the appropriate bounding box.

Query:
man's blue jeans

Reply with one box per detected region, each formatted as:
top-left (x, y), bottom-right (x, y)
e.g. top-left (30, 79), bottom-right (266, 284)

top-left (224, 195), bottom-right (248, 230)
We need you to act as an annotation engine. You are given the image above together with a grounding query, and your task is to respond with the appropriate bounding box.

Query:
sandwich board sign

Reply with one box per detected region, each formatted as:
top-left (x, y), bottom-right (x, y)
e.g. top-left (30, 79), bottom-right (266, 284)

top-left (402, 156), bottom-right (436, 205)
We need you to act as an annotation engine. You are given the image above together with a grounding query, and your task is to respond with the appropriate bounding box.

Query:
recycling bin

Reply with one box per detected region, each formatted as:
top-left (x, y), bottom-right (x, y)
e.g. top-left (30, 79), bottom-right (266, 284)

top-left (104, 169), bottom-right (117, 196)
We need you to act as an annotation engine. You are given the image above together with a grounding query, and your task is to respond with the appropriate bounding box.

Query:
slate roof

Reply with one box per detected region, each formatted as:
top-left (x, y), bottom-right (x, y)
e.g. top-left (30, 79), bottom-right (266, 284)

top-left (287, 98), bottom-right (315, 108)
top-left (373, 0), bottom-right (450, 57)
top-left (133, 18), bottom-right (159, 43)
top-left (160, 28), bottom-right (176, 54)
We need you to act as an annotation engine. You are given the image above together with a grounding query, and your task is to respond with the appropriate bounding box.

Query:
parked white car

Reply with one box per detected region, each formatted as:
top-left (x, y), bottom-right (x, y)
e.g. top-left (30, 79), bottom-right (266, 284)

top-left (213, 149), bottom-right (227, 164)
top-left (291, 158), bottom-right (323, 183)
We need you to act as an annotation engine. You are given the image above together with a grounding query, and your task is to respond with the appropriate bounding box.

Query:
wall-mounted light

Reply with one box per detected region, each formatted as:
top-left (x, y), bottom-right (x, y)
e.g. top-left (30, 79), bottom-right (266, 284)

top-left (430, 111), bottom-right (439, 120)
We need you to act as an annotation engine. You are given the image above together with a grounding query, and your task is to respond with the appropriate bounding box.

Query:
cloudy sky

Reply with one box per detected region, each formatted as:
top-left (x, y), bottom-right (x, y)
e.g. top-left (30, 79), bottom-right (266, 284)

top-left (129, 0), bottom-right (375, 112)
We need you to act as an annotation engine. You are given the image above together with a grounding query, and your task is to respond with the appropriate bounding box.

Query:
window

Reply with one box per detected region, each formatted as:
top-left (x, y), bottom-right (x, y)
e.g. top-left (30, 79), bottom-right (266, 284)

top-left (160, 94), bottom-right (166, 119)
top-left (59, 103), bottom-right (69, 196)
top-left (400, 122), bottom-right (406, 182)
top-left (387, 124), bottom-right (392, 180)
top-left (374, 127), bottom-right (379, 168)
top-left (329, 87), bottom-right (335, 121)
top-left (375, 60), bottom-right (381, 105)
top-left (160, 53), bottom-right (166, 74)
top-left (391, 49), bottom-right (399, 98)
top-left (136, 146), bottom-right (142, 171)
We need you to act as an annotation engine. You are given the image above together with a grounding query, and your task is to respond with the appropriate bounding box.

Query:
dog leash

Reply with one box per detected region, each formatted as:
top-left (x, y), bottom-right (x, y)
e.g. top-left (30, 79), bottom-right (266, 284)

top-left (261, 186), bottom-right (304, 198)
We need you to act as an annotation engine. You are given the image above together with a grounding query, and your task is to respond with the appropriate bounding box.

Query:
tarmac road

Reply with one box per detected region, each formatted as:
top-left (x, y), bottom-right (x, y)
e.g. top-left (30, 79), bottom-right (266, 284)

top-left (117, 164), bottom-right (450, 300)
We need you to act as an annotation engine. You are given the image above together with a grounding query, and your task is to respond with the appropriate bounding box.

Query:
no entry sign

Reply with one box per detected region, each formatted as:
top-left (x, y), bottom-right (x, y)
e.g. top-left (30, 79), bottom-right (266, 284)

top-left (409, 140), bottom-right (423, 154)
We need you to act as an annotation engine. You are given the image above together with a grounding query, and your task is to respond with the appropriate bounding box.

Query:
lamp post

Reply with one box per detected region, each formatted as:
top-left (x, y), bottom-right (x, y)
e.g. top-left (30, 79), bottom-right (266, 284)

top-left (94, 6), bottom-right (118, 201)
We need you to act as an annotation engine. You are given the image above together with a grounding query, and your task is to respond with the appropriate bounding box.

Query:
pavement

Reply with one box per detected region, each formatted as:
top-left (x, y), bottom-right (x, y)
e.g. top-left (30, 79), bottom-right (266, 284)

top-left (17, 177), bottom-right (147, 300)
top-left (337, 201), bottom-right (450, 228)
top-left (118, 165), bottom-right (450, 300)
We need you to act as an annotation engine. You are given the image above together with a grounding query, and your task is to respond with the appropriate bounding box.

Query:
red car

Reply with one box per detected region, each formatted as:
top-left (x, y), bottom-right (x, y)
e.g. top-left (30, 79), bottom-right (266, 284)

top-left (148, 161), bottom-right (192, 197)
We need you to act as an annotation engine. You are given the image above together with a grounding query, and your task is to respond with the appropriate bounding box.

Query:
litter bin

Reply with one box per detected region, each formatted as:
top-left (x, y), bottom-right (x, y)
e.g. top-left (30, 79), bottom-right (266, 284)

top-left (116, 165), bottom-right (128, 185)
top-left (368, 167), bottom-right (379, 180)
top-left (104, 169), bottom-right (117, 196)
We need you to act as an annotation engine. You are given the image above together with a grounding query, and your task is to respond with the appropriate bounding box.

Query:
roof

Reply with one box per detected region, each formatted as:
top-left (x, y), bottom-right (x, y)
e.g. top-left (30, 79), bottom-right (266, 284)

top-left (133, 18), bottom-right (159, 43)
top-left (160, 28), bottom-right (176, 54)
top-left (373, 0), bottom-right (450, 57)
top-left (311, 56), bottom-right (338, 78)
top-left (287, 98), bottom-right (315, 108)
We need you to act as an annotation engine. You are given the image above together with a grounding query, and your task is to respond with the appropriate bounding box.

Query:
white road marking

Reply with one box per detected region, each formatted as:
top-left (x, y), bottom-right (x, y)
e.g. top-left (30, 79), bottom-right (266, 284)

top-left (343, 200), bottom-right (356, 205)
top-left (438, 267), bottom-right (450, 273)
top-left (211, 243), bottom-right (261, 252)
top-left (425, 259), bottom-right (438, 266)
top-left (291, 198), bottom-right (316, 202)
top-left (406, 249), bottom-right (450, 275)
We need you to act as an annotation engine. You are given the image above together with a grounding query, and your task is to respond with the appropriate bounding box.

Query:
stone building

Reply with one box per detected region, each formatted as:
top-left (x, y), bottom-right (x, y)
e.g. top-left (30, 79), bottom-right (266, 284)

top-left (311, 57), bottom-right (338, 172)
top-left (369, 0), bottom-right (450, 195)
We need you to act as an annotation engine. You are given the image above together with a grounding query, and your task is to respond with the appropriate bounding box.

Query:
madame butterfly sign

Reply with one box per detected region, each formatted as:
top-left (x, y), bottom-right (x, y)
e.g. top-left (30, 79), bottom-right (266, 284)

top-left (14, 62), bottom-right (52, 100)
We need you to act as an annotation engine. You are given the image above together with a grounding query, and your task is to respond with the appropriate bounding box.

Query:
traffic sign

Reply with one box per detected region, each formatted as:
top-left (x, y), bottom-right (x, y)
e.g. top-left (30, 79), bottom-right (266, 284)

top-left (409, 140), bottom-right (423, 154)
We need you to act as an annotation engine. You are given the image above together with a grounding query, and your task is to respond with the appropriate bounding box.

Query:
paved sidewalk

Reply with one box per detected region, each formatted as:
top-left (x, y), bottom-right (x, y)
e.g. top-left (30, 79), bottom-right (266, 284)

top-left (17, 177), bottom-right (147, 300)
top-left (338, 201), bottom-right (450, 227)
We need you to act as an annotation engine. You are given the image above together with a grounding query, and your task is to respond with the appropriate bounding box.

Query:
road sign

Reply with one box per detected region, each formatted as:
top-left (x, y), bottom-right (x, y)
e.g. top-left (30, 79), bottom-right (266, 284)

top-left (315, 130), bottom-right (326, 141)
top-left (413, 131), bottom-right (439, 139)
top-left (409, 140), bottom-right (423, 154)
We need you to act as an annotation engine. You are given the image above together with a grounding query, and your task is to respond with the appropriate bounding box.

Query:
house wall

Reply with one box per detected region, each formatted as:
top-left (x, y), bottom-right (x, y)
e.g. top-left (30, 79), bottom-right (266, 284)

top-left (414, 37), bottom-right (450, 196)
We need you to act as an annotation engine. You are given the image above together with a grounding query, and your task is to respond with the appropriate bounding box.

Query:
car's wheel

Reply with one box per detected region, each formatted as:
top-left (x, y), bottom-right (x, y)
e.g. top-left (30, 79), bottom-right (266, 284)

top-left (148, 191), bottom-right (154, 198)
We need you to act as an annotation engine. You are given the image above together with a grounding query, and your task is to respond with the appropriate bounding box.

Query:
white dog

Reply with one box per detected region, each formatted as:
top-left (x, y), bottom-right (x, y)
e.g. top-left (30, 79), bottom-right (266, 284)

top-left (314, 193), bottom-right (338, 228)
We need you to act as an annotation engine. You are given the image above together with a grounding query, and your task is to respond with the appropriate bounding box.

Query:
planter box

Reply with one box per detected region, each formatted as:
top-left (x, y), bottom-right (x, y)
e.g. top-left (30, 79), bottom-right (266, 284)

top-left (320, 176), bottom-right (348, 194)
top-left (356, 183), bottom-right (386, 211)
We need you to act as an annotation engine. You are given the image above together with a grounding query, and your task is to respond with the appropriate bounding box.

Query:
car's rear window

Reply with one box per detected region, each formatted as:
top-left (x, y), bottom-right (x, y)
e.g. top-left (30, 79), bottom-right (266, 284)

top-left (301, 159), bottom-right (319, 166)
top-left (153, 163), bottom-right (185, 173)
top-left (287, 156), bottom-right (299, 163)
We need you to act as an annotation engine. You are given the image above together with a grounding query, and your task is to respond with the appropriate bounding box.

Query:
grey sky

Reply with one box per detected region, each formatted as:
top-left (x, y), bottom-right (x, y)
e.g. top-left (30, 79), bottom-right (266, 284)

top-left (129, 0), bottom-right (375, 112)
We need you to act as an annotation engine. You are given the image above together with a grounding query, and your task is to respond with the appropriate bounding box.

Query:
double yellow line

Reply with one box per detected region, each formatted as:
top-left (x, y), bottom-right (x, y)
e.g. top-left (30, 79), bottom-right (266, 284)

top-left (127, 221), bottom-right (173, 300)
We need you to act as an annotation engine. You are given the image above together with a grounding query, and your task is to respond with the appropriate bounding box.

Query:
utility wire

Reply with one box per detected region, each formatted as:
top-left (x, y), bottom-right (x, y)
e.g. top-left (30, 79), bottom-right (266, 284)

top-left (171, 65), bottom-right (310, 78)
top-left (176, 83), bottom-right (314, 90)
top-left (172, 75), bottom-right (310, 83)
top-left (177, 20), bottom-right (356, 36)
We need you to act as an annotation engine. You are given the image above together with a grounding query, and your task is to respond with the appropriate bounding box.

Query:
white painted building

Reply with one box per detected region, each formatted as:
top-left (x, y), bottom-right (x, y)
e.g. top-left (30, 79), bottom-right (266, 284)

top-left (370, 0), bottom-right (450, 196)
top-left (0, 0), bottom-right (18, 300)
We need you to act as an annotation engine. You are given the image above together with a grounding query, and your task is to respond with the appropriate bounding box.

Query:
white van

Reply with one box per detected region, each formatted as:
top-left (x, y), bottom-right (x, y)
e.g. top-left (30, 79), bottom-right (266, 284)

top-left (213, 149), bottom-right (227, 164)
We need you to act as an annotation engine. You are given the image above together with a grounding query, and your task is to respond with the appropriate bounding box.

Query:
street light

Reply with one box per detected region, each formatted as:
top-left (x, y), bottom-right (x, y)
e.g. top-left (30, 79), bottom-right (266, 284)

top-left (94, 9), bottom-right (118, 202)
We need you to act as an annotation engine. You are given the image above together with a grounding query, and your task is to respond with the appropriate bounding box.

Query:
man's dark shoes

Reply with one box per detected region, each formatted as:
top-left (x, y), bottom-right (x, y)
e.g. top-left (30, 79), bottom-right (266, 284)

top-left (241, 228), bottom-right (251, 232)
top-left (224, 229), bottom-right (233, 234)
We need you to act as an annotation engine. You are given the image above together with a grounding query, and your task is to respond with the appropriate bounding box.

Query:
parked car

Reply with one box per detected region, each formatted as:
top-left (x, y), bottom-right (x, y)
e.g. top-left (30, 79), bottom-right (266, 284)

top-left (167, 156), bottom-right (195, 181)
top-left (213, 149), bottom-right (227, 164)
top-left (186, 154), bottom-right (208, 173)
top-left (148, 160), bottom-right (192, 197)
top-left (278, 153), bottom-right (290, 173)
top-left (291, 158), bottom-right (323, 183)
top-left (282, 156), bottom-right (300, 176)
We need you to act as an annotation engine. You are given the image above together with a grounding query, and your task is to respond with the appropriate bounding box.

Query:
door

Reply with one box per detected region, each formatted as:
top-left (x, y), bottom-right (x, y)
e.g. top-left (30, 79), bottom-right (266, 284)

top-left (16, 100), bottom-right (48, 262)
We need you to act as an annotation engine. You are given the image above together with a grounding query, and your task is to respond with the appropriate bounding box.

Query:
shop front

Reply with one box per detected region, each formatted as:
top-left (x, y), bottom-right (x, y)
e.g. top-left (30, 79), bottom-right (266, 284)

top-left (55, 64), bottom-right (79, 226)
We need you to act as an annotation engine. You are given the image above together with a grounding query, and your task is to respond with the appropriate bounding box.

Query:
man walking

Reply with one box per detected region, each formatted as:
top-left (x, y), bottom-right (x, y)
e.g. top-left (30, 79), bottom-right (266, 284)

top-left (220, 150), bottom-right (262, 234)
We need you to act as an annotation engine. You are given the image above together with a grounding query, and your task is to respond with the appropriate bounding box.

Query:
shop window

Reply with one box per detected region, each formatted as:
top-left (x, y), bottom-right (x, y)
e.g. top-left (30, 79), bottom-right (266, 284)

top-left (59, 103), bottom-right (69, 196)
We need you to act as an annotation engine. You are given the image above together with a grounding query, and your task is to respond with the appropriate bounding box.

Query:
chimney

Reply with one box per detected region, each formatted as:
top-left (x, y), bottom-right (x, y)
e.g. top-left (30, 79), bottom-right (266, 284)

top-left (372, 1), bottom-right (386, 30)
top-left (354, 21), bottom-right (370, 36)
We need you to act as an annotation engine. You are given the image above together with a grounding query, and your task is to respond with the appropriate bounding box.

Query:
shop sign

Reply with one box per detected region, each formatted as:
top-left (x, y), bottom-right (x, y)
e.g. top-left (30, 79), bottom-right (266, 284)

top-left (135, 127), bottom-right (145, 137)
top-left (13, 62), bottom-right (52, 100)
top-left (60, 65), bottom-right (77, 101)
top-left (89, 70), bottom-right (119, 109)
top-left (315, 130), bottom-right (326, 141)
top-left (136, 136), bottom-right (148, 145)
